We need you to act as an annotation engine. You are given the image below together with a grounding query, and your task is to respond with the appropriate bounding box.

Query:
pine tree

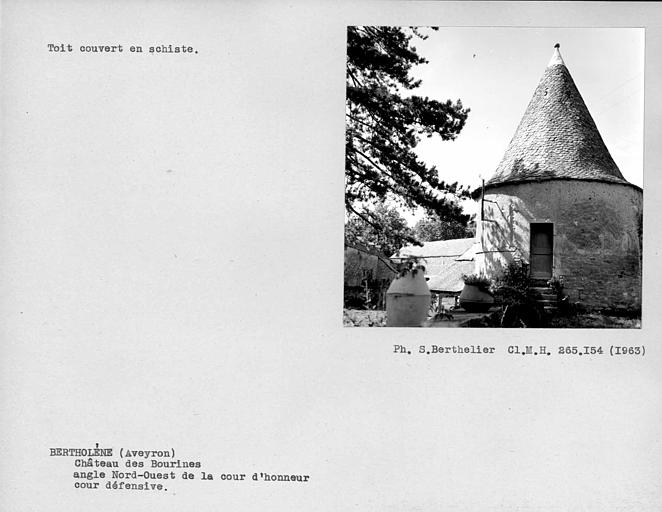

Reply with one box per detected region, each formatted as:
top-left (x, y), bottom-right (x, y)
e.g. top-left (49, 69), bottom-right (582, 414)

top-left (345, 26), bottom-right (470, 229)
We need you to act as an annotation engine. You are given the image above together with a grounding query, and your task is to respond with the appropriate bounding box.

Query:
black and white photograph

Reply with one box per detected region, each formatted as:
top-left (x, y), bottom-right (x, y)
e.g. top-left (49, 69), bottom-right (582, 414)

top-left (344, 27), bottom-right (643, 327)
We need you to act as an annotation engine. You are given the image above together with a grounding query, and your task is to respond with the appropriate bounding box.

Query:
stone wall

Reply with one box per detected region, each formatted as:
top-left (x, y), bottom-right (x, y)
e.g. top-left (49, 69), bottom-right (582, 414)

top-left (475, 180), bottom-right (642, 309)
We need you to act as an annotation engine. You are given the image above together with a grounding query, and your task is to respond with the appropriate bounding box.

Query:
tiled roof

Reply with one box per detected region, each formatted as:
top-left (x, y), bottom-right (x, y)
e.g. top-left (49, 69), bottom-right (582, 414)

top-left (394, 238), bottom-right (478, 293)
top-left (395, 238), bottom-right (476, 259)
top-left (424, 259), bottom-right (476, 293)
top-left (487, 46), bottom-right (630, 189)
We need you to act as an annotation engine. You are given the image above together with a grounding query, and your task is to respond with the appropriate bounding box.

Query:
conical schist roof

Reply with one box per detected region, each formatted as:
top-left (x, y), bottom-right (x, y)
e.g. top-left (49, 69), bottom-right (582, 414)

top-left (486, 44), bottom-right (631, 189)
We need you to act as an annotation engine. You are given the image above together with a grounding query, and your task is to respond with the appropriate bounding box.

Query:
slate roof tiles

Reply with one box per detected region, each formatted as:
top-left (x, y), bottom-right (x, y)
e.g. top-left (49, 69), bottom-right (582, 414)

top-left (394, 238), bottom-right (478, 293)
top-left (486, 46), bottom-right (630, 189)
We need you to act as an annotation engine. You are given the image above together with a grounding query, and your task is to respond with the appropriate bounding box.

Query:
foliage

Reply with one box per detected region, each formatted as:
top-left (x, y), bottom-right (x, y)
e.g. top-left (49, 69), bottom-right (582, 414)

top-left (492, 260), bottom-right (532, 307)
top-left (345, 26), bottom-right (471, 222)
top-left (343, 280), bottom-right (390, 311)
top-left (413, 210), bottom-right (476, 241)
top-left (462, 273), bottom-right (491, 291)
top-left (546, 276), bottom-right (564, 298)
top-left (494, 260), bottom-right (530, 293)
top-left (549, 313), bottom-right (640, 329)
top-left (343, 309), bottom-right (387, 327)
top-left (397, 259), bottom-right (426, 277)
top-left (344, 202), bottom-right (417, 258)
top-left (492, 260), bottom-right (546, 328)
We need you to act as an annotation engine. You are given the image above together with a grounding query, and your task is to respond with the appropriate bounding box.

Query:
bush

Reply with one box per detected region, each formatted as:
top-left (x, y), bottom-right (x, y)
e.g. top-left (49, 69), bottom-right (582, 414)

top-left (462, 273), bottom-right (492, 291)
top-left (546, 276), bottom-right (573, 316)
top-left (547, 276), bottom-right (564, 298)
top-left (492, 260), bottom-right (546, 327)
top-left (397, 257), bottom-right (426, 277)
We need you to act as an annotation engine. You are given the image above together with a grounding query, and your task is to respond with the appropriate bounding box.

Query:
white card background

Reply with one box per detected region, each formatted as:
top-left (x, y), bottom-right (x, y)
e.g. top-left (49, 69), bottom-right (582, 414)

top-left (2, 2), bottom-right (661, 510)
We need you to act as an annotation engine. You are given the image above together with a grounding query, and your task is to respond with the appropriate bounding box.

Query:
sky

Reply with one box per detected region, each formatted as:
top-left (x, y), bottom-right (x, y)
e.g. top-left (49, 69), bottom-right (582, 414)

top-left (400, 27), bottom-right (644, 224)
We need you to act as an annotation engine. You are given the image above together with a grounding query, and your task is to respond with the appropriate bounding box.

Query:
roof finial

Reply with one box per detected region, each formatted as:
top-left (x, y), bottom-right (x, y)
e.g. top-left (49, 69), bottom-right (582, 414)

top-left (548, 43), bottom-right (565, 67)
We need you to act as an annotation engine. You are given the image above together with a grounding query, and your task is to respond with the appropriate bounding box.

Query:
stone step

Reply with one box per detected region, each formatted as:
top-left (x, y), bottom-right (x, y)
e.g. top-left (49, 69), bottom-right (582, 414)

top-left (528, 283), bottom-right (560, 314)
top-left (529, 286), bottom-right (553, 293)
top-left (529, 286), bottom-right (557, 301)
top-left (531, 293), bottom-right (556, 300)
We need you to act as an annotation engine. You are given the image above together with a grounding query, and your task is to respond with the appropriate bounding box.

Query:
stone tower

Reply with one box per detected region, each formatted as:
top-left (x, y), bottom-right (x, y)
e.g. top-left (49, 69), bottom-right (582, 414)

top-left (475, 44), bottom-right (642, 309)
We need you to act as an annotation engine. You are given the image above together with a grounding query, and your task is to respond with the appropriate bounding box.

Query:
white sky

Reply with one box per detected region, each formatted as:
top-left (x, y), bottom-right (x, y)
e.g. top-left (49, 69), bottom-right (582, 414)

top-left (400, 27), bottom-right (644, 224)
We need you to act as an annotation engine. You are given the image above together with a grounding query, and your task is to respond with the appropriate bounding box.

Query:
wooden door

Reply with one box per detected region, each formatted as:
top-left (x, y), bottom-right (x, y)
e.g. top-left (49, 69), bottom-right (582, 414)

top-left (530, 223), bottom-right (553, 279)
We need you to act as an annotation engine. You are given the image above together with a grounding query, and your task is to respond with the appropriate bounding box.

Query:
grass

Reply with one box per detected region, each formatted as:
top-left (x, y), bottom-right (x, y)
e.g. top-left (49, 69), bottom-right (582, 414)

top-left (549, 313), bottom-right (641, 328)
top-left (343, 309), bottom-right (387, 327)
top-left (343, 308), bottom-right (641, 328)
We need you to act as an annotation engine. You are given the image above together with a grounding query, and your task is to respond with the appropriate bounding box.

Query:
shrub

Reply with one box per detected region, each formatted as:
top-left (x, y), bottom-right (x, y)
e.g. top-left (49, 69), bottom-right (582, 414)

top-left (396, 257), bottom-right (426, 278)
top-left (492, 260), bottom-right (546, 327)
top-left (547, 275), bottom-right (566, 299)
top-left (462, 273), bottom-right (492, 291)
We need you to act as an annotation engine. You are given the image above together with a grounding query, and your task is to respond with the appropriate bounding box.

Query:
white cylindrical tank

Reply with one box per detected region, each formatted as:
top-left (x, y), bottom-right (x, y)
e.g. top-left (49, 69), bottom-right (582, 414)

top-left (385, 268), bottom-right (431, 327)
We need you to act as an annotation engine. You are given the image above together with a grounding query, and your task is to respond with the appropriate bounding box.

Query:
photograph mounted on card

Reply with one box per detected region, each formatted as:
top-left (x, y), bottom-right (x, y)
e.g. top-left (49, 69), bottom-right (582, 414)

top-left (343, 26), bottom-right (643, 329)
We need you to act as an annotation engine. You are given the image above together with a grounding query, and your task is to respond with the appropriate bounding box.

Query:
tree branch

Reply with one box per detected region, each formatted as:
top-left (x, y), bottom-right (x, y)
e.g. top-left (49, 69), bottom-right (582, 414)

top-left (344, 241), bottom-right (398, 274)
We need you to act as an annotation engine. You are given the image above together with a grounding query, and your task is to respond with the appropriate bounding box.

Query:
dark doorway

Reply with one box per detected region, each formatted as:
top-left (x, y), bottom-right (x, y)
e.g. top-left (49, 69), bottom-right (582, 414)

top-left (530, 223), bottom-right (553, 279)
